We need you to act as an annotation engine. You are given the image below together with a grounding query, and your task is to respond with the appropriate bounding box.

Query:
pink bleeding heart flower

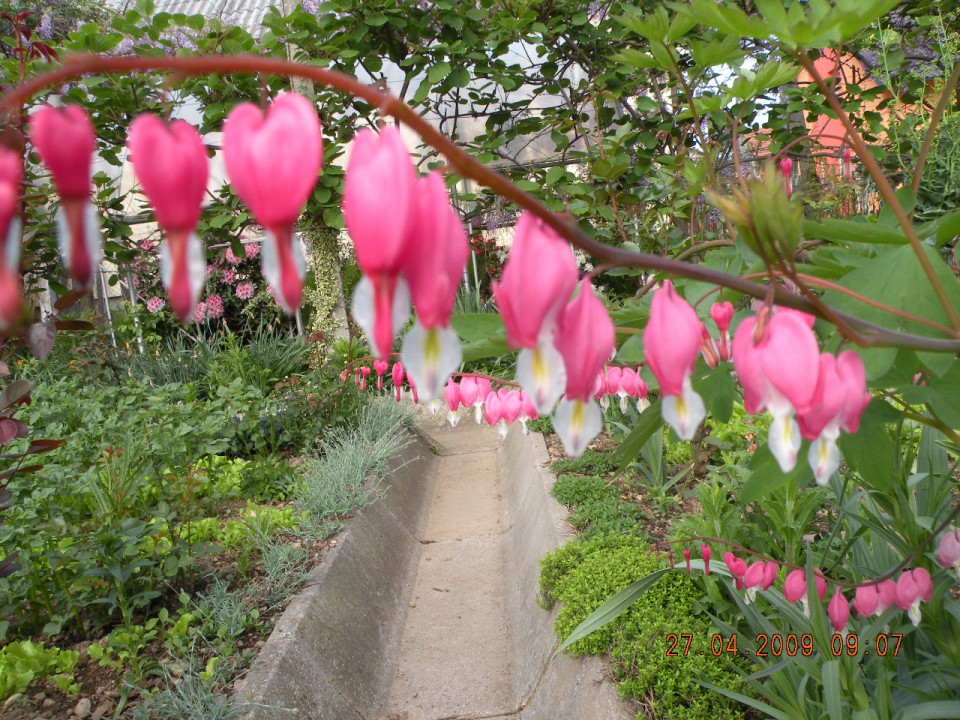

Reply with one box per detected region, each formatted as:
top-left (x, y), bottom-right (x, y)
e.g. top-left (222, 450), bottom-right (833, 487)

top-left (700, 323), bottom-right (719, 369)
top-left (724, 552), bottom-right (748, 590)
top-left (344, 125), bottom-right (416, 359)
top-left (459, 376), bottom-right (479, 409)
top-left (732, 309), bottom-right (820, 472)
top-left (519, 391), bottom-right (538, 435)
top-left (29, 105), bottom-right (102, 288)
top-left (604, 366), bottom-right (623, 411)
top-left (843, 147), bottom-right (853, 182)
top-left (779, 157), bottom-right (793, 198)
top-left (798, 350), bottom-right (870, 484)
top-left (374, 359), bottom-right (389, 391)
top-left (783, 569), bottom-right (827, 617)
top-left (223, 93), bottom-right (321, 315)
top-left (701, 544), bottom-right (711, 575)
top-left (710, 301), bottom-right (734, 362)
top-left (854, 580), bottom-right (897, 618)
top-left (400, 172), bottom-right (469, 402)
top-left (483, 390), bottom-right (507, 437)
top-left (828, 589), bottom-right (850, 633)
top-left (127, 114), bottom-right (208, 323)
top-left (644, 281), bottom-right (705, 440)
top-left (743, 560), bottom-right (778, 602)
top-left (392, 361), bottom-right (405, 402)
top-left (618, 367), bottom-right (638, 413)
top-left (0, 148), bottom-right (22, 328)
top-left (501, 390), bottom-right (522, 425)
top-left (493, 212), bottom-right (578, 415)
top-left (408, 373), bottom-right (419, 404)
top-left (360, 366), bottom-right (371, 391)
top-left (445, 378), bottom-right (462, 427)
top-left (683, 548), bottom-right (692, 574)
top-left (552, 281), bottom-right (615, 457)
top-left (594, 371), bottom-right (608, 410)
top-left (937, 529), bottom-right (960, 580)
top-left (896, 568), bottom-right (933, 627)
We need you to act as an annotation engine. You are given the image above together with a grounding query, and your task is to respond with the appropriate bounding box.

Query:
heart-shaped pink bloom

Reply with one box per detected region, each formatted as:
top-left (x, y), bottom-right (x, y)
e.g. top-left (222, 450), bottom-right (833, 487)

top-left (620, 368), bottom-right (639, 398)
top-left (392, 361), bottom-right (404, 401)
top-left (783, 569), bottom-right (827, 605)
top-left (477, 378), bottom-right (492, 402)
top-left (520, 391), bottom-right (538, 421)
top-left (835, 350), bottom-right (870, 434)
top-left (501, 390), bottom-right (522, 425)
top-left (896, 568), bottom-right (932, 610)
top-left (0, 148), bottom-right (21, 328)
top-left (30, 105), bottom-right (95, 199)
top-left (128, 115), bottom-right (208, 322)
top-left (30, 105), bottom-right (101, 287)
top-left (761, 310), bottom-right (820, 415)
top-left (554, 281), bottom-right (615, 403)
top-left (710, 301), bottom-right (734, 334)
top-left (445, 378), bottom-right (461, 412)
top-left (483, 391), bottom-right (502, 425)
top-left (744, 560), bottom-right (778, 591)
top-left (828, 589), bottom-right (850, 632)
top-left (224, 93), bottom-right (321, 313)
top-left (938, 529), bottom-right (960, 575)
top-left (344, 125), bottom-right (416, 276)
top-left (402, 172), bottom-right (468, 329)
top-left (459, 377), bottom-right (479, 407)
top-left (798, 353), bottom-right (846, 441)
top-left (723, 552), bottom-right (747, 590)
top-left (493, 212), bottom-right (578, 349)
top-left (605, 366), bottom-right (622, 396)
top-left (644, 281), bottom-right (701, 397)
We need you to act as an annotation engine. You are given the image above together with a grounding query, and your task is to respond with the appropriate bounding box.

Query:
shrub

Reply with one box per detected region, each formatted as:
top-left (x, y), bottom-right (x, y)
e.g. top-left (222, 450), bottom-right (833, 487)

top-left (540, 535), bottom-right (744, 720)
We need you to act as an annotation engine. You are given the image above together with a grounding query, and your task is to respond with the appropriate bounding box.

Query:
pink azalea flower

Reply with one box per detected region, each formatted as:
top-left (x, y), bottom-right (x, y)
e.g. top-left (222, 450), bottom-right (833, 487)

top-left (644, 281), bottom-right (705, 440)
top-left (399, 172), bottom-right (469, 402)
top-left (493, 212), bottom-right (578, 414)
top-left (552, 281), bottom-right (615, 457)
top-left (222, 268), bottom-right (237, 285)
top-left (344, 125), bottom-right (416, 360)
top-left (224, 93), bottom-right (321, 315)
top-left (127, 114), bottom-right (208, 324)
top-left (245, 242), bottom-right (260, 259)
top-left (146, 296), bottom-right (164, 313)
top-left (0, 148), bottom-right (23, 328)
top-left (235, 282), bottom-right (255, 300)
top-left (29, 105), bottom-right (101, 288)
top-left (206, 294), bottom-right (224, 319)
top-left (225, 248), bottom-right (243, 265)
top-left (193, 301), bottom-right (207, 324)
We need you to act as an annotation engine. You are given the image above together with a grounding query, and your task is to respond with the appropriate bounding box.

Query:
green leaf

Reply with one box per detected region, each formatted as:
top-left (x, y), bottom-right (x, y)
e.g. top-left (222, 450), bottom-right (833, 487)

top-left (823, 660), bottom-right (844, 720)
top-left (322, 207), bottom-right (343, 229)
top-left (614, 401), bottom-right (663, 470)
top-left (450, 313), bottom-right (504, 343)
top-left (740, 444), bottom-right (814, 504)
top-left (364, 14), bottom-right (389, 26)
top-left (804, 217), bottom-right (908, 245)
top-left (693, 369), bottom-right (736, 424)
top-left (898, 702), bottom-right (960, 720)
top-left (694, 680), bottom-right (793, 720)
top-left (554, 568), bottom-right (671, 656)
top-left (427, 61), bottom-right (451, 84)
top-left (837, 400), bottom-right (897, 493)
top-left (616, 334), bottom-right (644, 363)
top-left (448, 67), bottom-right (471, 88)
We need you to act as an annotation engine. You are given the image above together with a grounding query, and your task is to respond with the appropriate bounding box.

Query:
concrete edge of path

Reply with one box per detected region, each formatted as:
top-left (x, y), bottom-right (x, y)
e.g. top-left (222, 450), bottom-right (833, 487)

top-left (234, 429), bottom-right (439, 720)
top-left (235, 421), bottom-right (635, 719)
top-left (500, 427), bottom-right (636, 720)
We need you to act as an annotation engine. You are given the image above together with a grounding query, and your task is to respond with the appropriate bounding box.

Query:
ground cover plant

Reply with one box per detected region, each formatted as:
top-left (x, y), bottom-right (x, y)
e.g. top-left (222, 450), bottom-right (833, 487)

top-left (0, 0), bottom-right (959, 718)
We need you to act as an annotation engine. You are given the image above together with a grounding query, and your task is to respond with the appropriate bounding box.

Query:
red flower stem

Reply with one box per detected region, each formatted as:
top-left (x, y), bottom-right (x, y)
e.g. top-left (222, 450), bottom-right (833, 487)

top-left (3, 53), bottom-right (960, 351)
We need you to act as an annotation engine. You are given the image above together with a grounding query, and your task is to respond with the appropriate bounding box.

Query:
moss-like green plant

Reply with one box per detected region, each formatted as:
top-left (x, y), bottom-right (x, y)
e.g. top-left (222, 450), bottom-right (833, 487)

top-left (551, 449), bottom-right (619, 476)
top-left (540, 535), bottom-right (744, 720)
top-left (552, 474), bottom-right (648, 538)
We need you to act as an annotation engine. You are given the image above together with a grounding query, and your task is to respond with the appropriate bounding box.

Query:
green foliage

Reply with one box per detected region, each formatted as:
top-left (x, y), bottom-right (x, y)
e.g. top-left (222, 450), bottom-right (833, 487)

top-left (0, 640), bottom-right (79, 700)
top-left (552, 474), bottom-right (648, 538)
top-left (540, 535), bottom-right (744, 720)
top-left (552, 449), bottom-right (619, 477)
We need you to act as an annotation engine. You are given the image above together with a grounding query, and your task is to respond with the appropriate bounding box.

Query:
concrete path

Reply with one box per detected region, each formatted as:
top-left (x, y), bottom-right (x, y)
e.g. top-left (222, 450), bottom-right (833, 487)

top-left (383, 424), bottom-right (514, 720)
top-left (237, 413), bottom-right (634, 720)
